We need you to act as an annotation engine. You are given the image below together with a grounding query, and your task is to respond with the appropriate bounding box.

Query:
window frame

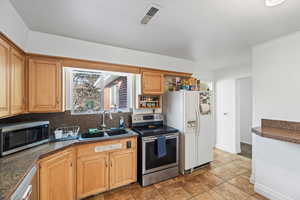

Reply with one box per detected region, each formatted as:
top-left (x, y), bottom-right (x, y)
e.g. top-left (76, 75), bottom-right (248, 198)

top-left (67, 68), bottom-right (133, 115)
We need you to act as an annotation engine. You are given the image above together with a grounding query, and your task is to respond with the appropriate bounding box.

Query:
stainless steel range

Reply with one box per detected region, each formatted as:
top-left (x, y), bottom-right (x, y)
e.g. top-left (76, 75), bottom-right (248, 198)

top-left (132, 113), bottom-right (179, 186)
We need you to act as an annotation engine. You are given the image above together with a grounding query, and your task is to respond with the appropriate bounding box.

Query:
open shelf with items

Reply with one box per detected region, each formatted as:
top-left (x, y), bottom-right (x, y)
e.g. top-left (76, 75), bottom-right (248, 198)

top-left (138, 95), bottom-right (161, 109)
top-left (165, 76), bottom-right (200, 92)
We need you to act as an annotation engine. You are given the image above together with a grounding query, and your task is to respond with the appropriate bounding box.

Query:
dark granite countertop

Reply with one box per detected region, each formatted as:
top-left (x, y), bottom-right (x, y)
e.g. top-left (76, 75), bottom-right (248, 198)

top-left (0, 129), bottom-right (138, 200)
top-left (252, 127), bottom-right (300, 144)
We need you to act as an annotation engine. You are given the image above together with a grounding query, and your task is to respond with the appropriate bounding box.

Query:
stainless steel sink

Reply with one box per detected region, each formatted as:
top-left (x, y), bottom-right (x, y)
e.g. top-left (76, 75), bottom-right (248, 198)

top-left (106, 129), bottom-right (128, 136)
top-left (80, 131), bottom-right (105, 139)
top-left (79, 128), bottom-right (128, 140)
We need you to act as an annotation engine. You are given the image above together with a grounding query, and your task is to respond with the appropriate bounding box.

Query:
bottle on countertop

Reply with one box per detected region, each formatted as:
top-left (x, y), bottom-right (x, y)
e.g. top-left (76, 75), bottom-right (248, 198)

top-left (119, 116), bottom-right (125, 129)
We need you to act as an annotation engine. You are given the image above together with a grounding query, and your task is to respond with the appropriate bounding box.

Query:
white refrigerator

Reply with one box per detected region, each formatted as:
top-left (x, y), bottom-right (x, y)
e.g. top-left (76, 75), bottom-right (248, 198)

top-left (164, 91), bottom-right (214, 174)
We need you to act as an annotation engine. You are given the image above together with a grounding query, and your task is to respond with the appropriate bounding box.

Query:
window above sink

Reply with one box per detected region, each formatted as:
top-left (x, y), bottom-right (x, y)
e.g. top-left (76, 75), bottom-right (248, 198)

top-left (64, 67), bottom-right (134, 115)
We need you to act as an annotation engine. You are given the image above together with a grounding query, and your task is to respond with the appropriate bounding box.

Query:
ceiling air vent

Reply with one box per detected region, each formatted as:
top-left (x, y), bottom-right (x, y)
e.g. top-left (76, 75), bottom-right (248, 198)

top-left (141, 5), bottom-right (160, 25)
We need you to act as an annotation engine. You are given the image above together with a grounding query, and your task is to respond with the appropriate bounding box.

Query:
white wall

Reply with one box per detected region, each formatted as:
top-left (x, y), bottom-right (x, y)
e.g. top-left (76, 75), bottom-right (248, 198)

top-left (26, 31), bottom-right (199, 74)
top-left (0, 0), bottom-right (29, 49)
top-left (252, 31), bottom-right (300, 200)
top-left (253, 31), bottom-right (300, 127)
top-left (236, 77), bottom-right (252, 144)
top-left (214, 64), bottom-right (251, 81)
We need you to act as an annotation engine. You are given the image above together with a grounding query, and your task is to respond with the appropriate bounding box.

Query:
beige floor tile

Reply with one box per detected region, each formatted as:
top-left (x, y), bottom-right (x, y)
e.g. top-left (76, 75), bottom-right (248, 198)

top-left (157, 181), bottom-right (192, 200)
top-left (154, 178), bottom-right (176, 189)
top-left (252, 193), bottom-right (270, 200)
top-left (131, 185), bottom-right (164, 200)
top-left (231, 159), bottom-right (252, 170)
top-left (191, 190), bottom-right (224, 200)
top-left (210, 163), bottom-right (249, 181)
top-left (180, 176), bottom-right (210, 196)
top-left (195, 172), bottom-right (224, 189)
top-left (103, 188), bottom-right (135, 200)
top-left (213, 182), bottom-right (250, 200)
top-left (240, 170), bottom-right (252, 179)
top-left (228, 176), bottom-right (255, 195)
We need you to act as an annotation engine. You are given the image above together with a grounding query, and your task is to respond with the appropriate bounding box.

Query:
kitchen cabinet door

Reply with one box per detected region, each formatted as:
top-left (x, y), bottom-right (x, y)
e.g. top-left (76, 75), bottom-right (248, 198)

top-left (39, 149), bottom-right (75, 200)
top-left (77, 153), bottom-right (109, 199)
top-left (0, 38), bottom-right (10, 118)
top-left (28, 58), bottom-right (62, 112)
top-left (109, 149), bottom-right (137, 189)
top-left (10, 48), bottom-right (25, 115)
top-left (142, 71), bottom-right (164, 95)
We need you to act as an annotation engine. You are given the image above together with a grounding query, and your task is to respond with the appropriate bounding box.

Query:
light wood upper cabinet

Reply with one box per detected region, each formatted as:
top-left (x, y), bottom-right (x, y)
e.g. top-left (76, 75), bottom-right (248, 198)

top-left (77, 153), bottom-right (109, 199)
top-left (142, 71), bottom-right (164, 95)
top-left (10, 48), bottom-right (25, 115)
top-left (28, 58), bottom-right (62, 112)
top-left (40, 148), bottom-right (75, 200)
top-left (0, 38), bottom-right (10, 118)
top-left (109, 149), bottom-right (137, 189)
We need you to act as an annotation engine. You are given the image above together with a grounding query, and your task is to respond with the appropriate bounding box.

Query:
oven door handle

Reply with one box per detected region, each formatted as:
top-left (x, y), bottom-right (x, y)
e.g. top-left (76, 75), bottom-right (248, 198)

top-left (142, 134), bottom-right (178, 142)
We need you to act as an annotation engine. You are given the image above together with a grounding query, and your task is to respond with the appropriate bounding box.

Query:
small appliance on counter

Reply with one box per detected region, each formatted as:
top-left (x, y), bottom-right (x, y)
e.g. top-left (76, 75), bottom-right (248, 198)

top-left (132, 113), bottom-right (179, 186)
top-left (0, 121), bottom-right (50, 157)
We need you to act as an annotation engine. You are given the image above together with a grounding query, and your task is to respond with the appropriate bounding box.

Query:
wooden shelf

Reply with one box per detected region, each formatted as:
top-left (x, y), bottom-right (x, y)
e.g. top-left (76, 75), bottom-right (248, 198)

top-left (138, 95), bottom-right (161, 109)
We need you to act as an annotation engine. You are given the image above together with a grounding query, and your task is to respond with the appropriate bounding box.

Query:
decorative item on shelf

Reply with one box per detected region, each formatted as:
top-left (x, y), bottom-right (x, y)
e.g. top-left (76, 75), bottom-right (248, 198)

top-left (54, 126), bottom-right (80, 141)
top-left (138, 95), bottom-right (161, 109)
top-left (167, 77), bottom-right (200, 91)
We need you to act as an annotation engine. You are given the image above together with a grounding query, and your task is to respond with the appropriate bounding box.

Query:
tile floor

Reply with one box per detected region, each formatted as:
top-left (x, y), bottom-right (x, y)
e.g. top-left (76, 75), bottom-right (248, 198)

top-left (86, 148), bottom-right (269, 200)
top-left (238, 142), bottom-right (252, 159)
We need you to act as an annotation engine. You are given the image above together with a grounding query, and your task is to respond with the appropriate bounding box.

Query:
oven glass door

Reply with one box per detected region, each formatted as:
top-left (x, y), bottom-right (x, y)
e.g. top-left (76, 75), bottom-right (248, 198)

top-left (143, 135), bottom-right (178, 174)
top-left (3, 125), bottom-right (49, 153)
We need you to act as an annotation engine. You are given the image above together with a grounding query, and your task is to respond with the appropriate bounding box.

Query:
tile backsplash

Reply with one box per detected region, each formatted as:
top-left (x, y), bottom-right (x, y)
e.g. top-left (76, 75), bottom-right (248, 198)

top-left (0, 111), bottom-right (132, 134)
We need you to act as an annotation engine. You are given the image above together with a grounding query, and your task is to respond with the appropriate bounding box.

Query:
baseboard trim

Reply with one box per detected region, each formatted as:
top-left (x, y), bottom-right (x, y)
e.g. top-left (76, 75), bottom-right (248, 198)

top-left (255, 182), bottom-right (294, 200)
top-left (215, 144), bottom-right (238, 154)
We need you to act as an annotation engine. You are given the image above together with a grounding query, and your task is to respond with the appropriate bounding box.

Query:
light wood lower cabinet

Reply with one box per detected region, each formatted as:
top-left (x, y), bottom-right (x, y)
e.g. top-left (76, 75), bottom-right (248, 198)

top-left (109, 149), bottom-right (137, 189)
top-left (39, 137), bottom-right (137, 200)
top-left (39, 149), bottom-right (75, 200)
top-left (76, 137), bottom-right (137, 199)
top-left (77, 153), bottom-right (109, 199)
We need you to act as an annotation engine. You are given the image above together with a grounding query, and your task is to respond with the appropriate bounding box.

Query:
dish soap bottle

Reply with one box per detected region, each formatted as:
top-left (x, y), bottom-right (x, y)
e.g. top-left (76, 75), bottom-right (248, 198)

top-left (119, 116), bottom-right (125, 129)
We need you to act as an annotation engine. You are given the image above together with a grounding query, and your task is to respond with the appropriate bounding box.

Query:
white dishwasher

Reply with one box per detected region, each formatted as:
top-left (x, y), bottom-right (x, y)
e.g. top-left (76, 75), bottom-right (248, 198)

top-left (10, 165), bottom-right (37, 200)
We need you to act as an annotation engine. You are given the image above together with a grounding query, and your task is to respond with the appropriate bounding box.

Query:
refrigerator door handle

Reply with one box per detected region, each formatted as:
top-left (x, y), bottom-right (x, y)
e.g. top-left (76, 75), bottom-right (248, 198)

top-left (195, 109), bottom-right (199, 135)
top-left (197, 110), bottom-right (201, 136)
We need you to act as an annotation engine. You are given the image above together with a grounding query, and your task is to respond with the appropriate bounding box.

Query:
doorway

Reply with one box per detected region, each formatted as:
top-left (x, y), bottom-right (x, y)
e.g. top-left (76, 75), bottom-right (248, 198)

top-left (215, 77), bottom-right (252, 157)
top-left (236, 77), bottom-right (252, 158)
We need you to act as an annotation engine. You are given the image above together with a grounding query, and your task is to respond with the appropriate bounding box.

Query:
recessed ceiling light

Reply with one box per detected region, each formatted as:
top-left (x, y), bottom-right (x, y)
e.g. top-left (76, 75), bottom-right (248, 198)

top-left (265, 0), bottom-right (286, 7)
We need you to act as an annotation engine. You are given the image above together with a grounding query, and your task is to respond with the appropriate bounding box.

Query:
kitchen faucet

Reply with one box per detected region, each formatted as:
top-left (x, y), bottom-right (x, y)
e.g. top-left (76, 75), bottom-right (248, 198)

top-left (100, 110), bottom-right (113, 130)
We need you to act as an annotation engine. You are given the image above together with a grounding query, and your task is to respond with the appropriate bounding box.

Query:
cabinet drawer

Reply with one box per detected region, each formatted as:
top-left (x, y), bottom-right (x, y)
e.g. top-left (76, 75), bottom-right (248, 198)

top-left (77, 137), bottom-right (136, 158)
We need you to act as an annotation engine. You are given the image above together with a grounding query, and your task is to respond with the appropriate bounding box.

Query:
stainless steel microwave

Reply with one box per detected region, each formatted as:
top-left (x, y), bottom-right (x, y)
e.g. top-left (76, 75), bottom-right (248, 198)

top-left (0, 121), bottom-right (50, 157)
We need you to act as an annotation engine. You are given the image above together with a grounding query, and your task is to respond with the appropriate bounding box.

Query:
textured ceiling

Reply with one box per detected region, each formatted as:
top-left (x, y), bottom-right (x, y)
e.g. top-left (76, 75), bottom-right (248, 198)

top-left (10, 0), bottom-right (300, 69)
